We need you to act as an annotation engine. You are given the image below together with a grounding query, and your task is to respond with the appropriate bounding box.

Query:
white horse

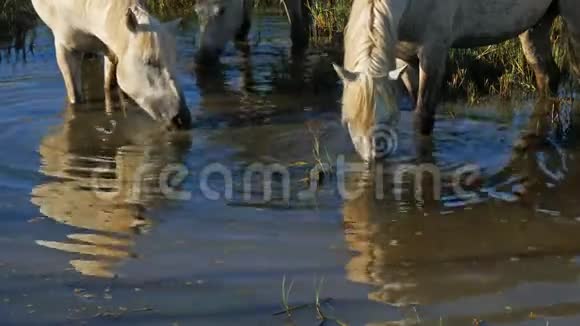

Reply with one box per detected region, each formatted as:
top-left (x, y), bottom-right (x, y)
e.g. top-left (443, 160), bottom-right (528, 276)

top-left (194, 0), bottom-right (310, 63)
top-left (334, 0), bottom-right (580, 161)
top-left (31, 0), bottom-right (192, 128)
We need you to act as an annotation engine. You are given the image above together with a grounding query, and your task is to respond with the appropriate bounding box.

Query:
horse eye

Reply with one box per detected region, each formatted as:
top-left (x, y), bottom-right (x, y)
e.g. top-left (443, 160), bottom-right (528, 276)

top-left (216, 6), bottom-right (225, 16)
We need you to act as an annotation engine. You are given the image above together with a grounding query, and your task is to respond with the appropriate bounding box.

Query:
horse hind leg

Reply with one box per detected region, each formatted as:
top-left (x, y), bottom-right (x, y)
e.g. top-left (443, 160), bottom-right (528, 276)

top-left (284, 0), bottom-right (310, 53)
top-left (559, 0), bottom-right (580, 79)
top-left (234, 0), bottom-right (252, 57)
top-left (235, 0), bottom-right (253, 43)
top-left (519, 13), bottom-right (560, 97)
top-left (235, 16), bottom-right (252, 43)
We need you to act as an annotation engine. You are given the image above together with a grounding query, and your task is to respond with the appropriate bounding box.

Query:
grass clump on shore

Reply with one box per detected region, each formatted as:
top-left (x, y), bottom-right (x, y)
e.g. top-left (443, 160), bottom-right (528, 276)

top-left (0, 0), bottom-right (37, 49)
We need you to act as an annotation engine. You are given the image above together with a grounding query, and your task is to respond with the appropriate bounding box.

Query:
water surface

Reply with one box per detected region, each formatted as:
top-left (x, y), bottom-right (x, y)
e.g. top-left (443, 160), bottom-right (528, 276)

top-left (1, 16), bottom-right (580, 326)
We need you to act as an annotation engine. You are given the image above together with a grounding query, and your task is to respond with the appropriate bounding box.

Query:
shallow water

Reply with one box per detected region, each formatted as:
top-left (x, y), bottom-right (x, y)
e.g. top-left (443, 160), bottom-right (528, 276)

top-left (1, 15), bottom-right (580, 325)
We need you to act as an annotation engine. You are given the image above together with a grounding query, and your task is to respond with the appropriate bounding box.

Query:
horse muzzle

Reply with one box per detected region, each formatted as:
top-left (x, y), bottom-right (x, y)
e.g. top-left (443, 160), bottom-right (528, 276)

top-left (169, 99), bottom-right (192, 130)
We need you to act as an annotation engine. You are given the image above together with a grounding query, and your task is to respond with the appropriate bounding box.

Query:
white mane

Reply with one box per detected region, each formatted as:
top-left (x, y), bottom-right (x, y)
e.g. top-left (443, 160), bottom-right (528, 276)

top-left (341, 0), bottom-right (399, 133)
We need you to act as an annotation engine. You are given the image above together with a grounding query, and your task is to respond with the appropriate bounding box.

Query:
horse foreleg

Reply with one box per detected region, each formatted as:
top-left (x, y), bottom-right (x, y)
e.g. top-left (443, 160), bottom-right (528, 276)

top-left (104, 55), bottom-right (118, 114)
top-left (519, 14), bottom-right (560, 97)
top-left (415, 46), bottom-right (447, 135)
top-left (55, 42), bottom-right (83, 104)
top-left (284, 0), bottom-right (310, 52)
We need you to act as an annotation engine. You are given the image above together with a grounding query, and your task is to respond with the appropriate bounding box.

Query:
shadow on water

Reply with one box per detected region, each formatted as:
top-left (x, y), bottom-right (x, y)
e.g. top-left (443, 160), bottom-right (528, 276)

top-left (343, 99), bottom-right (580, 324)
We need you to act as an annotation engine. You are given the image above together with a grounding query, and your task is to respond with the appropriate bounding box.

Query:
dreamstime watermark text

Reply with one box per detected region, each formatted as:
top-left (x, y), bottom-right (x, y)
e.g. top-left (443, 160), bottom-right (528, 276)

top-left (89, 156), bottom-right (482, 204)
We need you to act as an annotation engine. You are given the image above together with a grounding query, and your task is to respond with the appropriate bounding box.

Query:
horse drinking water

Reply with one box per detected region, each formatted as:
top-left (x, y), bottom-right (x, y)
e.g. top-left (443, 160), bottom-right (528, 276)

top-left (334, 0), bottom-right (580, 161)
top-left (31, 0), bottom-right (192, 129)
top-left (194, 0), bottom-right (310, 63)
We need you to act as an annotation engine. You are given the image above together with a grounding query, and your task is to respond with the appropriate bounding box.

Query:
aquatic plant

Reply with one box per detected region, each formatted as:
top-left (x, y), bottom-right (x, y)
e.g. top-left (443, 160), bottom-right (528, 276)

top-left (274, 276), bottom-right (345, 325)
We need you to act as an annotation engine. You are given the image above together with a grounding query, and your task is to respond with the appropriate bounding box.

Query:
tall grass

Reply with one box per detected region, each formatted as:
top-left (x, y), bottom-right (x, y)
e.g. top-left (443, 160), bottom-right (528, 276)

top-left (145, 0), bottom-right (286, 17)
top-left (308, 0), bottom-right (350, 41)
top-left (144, 0), bottom-right (196, 18)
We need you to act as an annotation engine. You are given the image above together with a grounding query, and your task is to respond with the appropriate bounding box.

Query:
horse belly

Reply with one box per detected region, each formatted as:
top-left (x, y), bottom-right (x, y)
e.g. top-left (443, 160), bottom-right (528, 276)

top-left (60, 31), bottom-right (107, 54)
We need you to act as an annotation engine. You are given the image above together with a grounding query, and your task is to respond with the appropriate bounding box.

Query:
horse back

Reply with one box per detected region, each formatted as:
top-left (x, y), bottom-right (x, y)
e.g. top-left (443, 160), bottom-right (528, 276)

top-left (32, 0), bottom-right (133, 53)
top-left (399, 0), bottom-right (554, 48)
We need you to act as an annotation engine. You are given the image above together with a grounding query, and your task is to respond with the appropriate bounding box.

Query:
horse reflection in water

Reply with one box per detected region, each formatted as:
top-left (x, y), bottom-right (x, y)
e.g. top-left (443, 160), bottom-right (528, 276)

top-left (31, 100), bottom-right (190, 278)
top-left (343, 99), bottom-right (580, 323)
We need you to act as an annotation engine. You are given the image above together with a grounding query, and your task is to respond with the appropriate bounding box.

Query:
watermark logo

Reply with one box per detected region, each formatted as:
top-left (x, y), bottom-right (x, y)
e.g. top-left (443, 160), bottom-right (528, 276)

top-left (84, 118), bottom-right (483, 206)
top-left (372, 123), bottom-right (398, 159)
top-left (85, 155), bottom-right (483, 206)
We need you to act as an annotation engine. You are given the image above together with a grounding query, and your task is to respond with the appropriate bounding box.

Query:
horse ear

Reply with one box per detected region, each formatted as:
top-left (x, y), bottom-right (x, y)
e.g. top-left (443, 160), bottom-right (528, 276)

top-left (332, 63), bottom-right (359, 83)
top-left (388, 64), bottom-right (408, 80)
top-left (163, 18), bottom-right (182, 33)
top-left (126, 8), bottom-right (139, 33)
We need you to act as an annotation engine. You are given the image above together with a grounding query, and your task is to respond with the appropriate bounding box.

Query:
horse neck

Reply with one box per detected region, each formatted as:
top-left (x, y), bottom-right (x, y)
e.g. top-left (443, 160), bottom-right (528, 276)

top-left (95, 0), bottom-right (142, 59)
top-left (344, 0), bottom-right (401, 74)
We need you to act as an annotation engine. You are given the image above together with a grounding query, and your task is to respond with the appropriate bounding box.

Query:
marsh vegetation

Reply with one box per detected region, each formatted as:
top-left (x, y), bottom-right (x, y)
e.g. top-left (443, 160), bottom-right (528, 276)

top-left (0, 0), bottom-right (36, 53)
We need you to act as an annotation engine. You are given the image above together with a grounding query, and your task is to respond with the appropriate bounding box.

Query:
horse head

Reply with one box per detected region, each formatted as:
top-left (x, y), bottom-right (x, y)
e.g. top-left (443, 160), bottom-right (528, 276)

top-left (116, 5), bottom-right (191, 129)
top-left (333, 63), bottom-right (408, 161)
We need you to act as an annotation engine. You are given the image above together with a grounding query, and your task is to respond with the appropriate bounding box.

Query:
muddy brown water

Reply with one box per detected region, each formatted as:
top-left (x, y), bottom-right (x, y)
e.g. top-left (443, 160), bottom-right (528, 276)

top-left (1, 15), bottom-right (580, 325)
